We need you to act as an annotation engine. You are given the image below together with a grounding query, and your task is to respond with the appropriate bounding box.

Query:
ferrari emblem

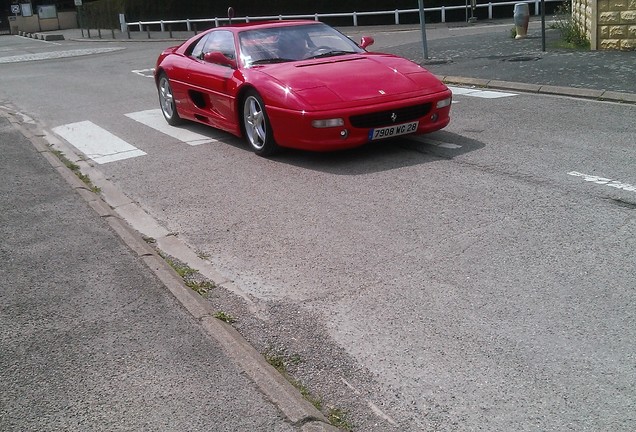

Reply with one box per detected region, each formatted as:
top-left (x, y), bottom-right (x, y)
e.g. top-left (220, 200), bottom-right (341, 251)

top-left (391, 112), bottom-right (398, 123)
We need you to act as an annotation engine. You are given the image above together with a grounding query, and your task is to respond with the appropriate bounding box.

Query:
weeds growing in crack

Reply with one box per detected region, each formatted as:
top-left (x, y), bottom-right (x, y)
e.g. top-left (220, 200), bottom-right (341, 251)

top-left (214, 311), bottom-right (236, 323)
top-left (328, 407), bottom-right (353, 431)
top-left (162, 254), bottom-right (216, 296)
top-left (51, 148), bottom-right (101, 193)
top-left (263, 348), bottom-right (354, 429)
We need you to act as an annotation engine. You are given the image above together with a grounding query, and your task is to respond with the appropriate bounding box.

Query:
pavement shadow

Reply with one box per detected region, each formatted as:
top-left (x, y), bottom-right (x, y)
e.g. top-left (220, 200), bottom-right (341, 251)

top-left (269, 130), bottom-right (485, 175)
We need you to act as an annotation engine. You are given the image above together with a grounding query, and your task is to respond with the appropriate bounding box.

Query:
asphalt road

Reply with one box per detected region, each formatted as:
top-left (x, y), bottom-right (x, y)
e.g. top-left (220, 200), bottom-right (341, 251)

top-left (1, 26), bottom-right (635, 431)
top-left (0, 114), bottom-right (296, 432)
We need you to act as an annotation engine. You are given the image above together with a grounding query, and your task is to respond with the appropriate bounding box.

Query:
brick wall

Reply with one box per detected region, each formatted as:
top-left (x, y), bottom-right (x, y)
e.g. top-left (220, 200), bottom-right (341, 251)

top-left (572, 0), bottom-right (636, 50)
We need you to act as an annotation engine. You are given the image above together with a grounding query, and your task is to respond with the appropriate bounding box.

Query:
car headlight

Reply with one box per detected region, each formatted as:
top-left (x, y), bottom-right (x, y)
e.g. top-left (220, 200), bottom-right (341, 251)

top-left (436, 97), bottom-right (452, 108)
top-left (312, 118), bottom-right (345, 128)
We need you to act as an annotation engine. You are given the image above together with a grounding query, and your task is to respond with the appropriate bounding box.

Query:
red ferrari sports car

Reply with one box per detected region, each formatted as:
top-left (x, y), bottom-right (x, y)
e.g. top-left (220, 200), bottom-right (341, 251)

top-left (155, 20), bottom-right (451, 156)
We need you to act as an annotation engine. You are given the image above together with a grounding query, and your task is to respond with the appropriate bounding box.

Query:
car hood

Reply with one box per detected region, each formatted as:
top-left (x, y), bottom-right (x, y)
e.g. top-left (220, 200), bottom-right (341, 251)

top-left (256, 54), bottom-right (446, 107)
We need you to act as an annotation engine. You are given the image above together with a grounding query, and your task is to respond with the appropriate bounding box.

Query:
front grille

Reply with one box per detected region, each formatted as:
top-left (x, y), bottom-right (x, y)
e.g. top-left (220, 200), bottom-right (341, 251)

top-left (349, 103), bottom-right (432, 128)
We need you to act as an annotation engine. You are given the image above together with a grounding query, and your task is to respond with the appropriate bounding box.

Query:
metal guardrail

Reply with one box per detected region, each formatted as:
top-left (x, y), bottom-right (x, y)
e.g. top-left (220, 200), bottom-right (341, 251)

top-left (124, 0), bottom-right (561, 33)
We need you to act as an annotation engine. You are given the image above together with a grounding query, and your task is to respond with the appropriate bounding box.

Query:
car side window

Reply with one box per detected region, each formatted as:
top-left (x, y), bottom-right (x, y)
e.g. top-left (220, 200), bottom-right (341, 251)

top-left (190, 35), bottom-right (209, 59)
top-left (202, 31), bottom-right (236, 60)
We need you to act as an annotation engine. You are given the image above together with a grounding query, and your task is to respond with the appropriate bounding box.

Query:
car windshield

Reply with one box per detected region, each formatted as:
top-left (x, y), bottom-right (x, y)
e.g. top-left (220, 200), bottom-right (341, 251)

top-left (239, 23), bottom-right (363, 67)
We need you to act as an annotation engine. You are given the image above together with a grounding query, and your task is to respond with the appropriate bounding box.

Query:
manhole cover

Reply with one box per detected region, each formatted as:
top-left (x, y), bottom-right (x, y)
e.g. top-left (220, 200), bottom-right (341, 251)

top-left (503, 56), bottom-right (541, 62)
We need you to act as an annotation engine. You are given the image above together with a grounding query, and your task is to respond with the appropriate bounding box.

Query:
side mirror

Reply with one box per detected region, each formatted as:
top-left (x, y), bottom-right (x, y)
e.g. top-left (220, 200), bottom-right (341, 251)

top-left (203, 51), bottom-right (237, 69)
top-left (360, 36), bottom-right (375, 49)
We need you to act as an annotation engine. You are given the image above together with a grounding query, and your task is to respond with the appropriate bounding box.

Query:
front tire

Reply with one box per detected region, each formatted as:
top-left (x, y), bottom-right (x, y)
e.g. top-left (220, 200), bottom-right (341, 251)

top-left (242, 90), bottom-right (278, 156)
top-left (158, 73), bottom-right (182, 126)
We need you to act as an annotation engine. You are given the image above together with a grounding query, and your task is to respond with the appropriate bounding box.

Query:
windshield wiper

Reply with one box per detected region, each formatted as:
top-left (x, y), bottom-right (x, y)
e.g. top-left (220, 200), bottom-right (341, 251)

top-left (306, 50), bottom-right (356, 60)
top-left (250, 58), bottom-right (294, 65)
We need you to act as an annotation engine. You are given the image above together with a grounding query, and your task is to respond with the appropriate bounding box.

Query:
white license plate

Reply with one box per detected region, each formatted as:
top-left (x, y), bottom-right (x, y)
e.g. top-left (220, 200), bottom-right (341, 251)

top-left (369, 121), bottom-right (419, 141)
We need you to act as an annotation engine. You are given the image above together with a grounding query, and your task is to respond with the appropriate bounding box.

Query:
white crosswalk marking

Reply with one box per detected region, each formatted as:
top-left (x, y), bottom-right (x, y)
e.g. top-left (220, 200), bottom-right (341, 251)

top-left (52, 121), bottom-right (146, 164)
top-left (125, 109), bottom-right (218, 146)
top-left (131, 68), bottom-right (155, 78)
top-left (53, 92), bottom-right (510, 165)
top-left (448, 86), bottom-right (517, 98)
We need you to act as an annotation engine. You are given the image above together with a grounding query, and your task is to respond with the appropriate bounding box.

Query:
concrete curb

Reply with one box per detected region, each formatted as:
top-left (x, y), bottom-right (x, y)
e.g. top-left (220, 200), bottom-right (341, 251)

top-left (17, 30), bottom-right (64, 41)
top-left (438, 75), bottom-right (636, 104)
top-left (0, 105), bottom-right (340, 432)
top-left (67, 37), bottom-right (190, 43)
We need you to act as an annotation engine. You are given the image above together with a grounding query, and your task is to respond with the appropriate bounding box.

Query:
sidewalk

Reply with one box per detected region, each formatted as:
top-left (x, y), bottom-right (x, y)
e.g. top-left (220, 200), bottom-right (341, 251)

top-left (345, 19), bottom-right (636, 101)
top-left (0, 110), bottom-right (336, 431)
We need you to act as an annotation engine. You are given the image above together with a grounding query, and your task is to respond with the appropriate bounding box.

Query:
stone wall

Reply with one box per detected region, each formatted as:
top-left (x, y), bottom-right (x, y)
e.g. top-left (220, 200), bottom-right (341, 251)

top-left (595, 0), bottom-right (636, 49)
top-left (572, 0), bottom-right (636, 50)
top-left (572, 0), bottom-right (597, 47)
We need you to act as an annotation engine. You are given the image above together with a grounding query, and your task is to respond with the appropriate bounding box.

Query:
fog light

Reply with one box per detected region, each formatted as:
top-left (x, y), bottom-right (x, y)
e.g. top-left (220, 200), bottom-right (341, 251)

top-left (431, 113), bottom-right (439, 122)
top-left (312, 118), bottom-right (345, 128)
top-left (436, 97), bottom-right (452, 108)
top-left (340, 129), bottom-right (349, 138)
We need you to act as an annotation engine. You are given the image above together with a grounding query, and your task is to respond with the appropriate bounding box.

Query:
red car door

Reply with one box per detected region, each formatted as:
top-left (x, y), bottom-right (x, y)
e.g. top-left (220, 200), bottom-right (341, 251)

top-left (186, 30), bottom-right (238, 132)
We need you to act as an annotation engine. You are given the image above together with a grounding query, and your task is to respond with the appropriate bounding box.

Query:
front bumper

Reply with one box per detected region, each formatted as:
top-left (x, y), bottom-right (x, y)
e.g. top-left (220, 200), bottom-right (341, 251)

top-left (267, 90), bottom-right (452, 151)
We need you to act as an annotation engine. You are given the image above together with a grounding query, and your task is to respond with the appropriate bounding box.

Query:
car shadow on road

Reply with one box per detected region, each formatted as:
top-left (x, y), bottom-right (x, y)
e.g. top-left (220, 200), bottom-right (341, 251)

top-left (270, 130), bottom-right (485, 175)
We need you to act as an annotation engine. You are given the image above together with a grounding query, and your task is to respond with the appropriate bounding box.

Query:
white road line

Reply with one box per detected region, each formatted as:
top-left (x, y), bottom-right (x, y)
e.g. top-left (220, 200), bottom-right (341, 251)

top-left (52, 121), bottom-right (146, 164)
top-left (568, 171), bottom-right (636, 193)
top-left (0, 47), bottom-right (125, 64)
top-left (125, 109), bottom-right (218, 146)
top-left (132, 68), bottom-right (155, 78)
top-left (448, 86), bottom-right (478, 95)
top-left (469, 90), bottom-right (518, 99)
top-left (448, 86), bottom-right (517, 99)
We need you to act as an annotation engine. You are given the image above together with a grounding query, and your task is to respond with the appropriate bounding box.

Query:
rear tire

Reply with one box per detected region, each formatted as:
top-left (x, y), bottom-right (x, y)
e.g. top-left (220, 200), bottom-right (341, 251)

top-left (158, 73), bottom-right (183, 126)
top-left (242, 90), bottom-right (278, 156)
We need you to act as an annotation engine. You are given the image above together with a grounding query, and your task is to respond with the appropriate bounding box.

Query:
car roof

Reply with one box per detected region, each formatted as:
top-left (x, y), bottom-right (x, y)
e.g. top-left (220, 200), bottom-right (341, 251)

top-left (177, 20), bottom-right (325, 54)
top-left (220, 20), bottom-right (322, 32)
